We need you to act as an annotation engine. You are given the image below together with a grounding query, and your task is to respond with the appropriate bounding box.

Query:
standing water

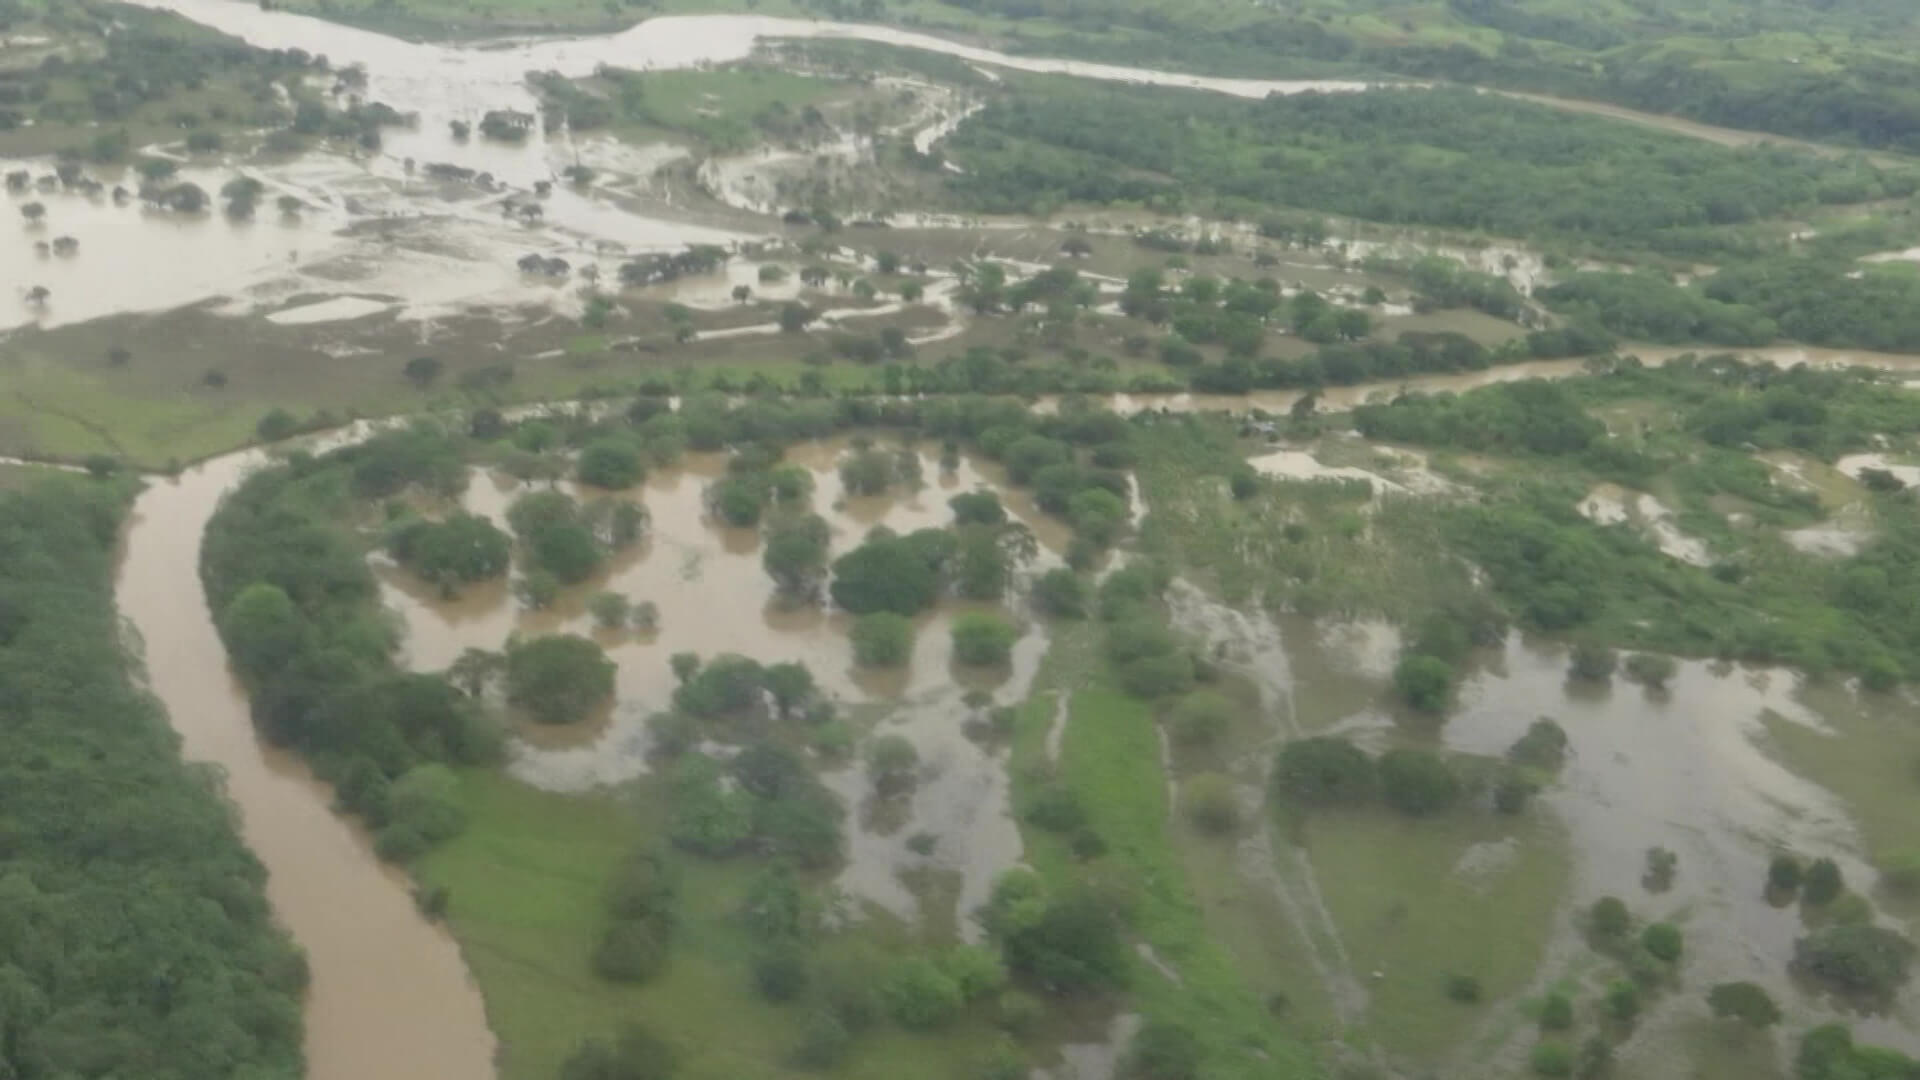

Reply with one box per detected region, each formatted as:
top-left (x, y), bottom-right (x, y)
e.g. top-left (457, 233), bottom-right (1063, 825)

top-left (115, 446), bottom-right (498, 1080)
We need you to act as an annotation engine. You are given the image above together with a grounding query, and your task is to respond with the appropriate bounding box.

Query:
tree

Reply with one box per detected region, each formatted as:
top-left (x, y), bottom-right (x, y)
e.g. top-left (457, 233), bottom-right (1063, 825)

top-left (1768, 853), bottom-right (1803, 895)
top-left (256, 408), bottom-right (300, 442)
top-left (1707, 982), bottom-right (1781, 1028)
top-left (590, 591), bottom-right (631, 630)
top-left (1589, 896), bottom-right (1631, 941)
top-left (507, 635), bottom-right (616, 725)
top-left (831, 535), bottom-right (938, 615)
top-left (852, 612), bottom-right (914, 667)
top-left (447, 647), bottom-right (505, 698)
top-left (1804, 857), bottom-right (1845, 905)
top-left (578, 439), bottom-right (646, 490)
top-left (391, 513), bottom-right (512, 590)
top-left (954, 526), bottom-right (1015, 601)
top-left (403, 355), bottom-right (443, 387)
top-left (1794, 925), bottom-right (1915, 997)
top-left (952, 613), bottom-right (1017, 666)
top-left (763, 514), bottom-right (831, 600)
top-left (778, 302), bottom-right (815, 333)
top-left (1393, 654), bottom-right (1454, 713)
top-left (1032, 568), bottom-right (1088, 618)
top-left (1378, 749), bottom-right (1461, 816)
top-left (220, 582), bottom-right (308, 677)
top-left (1273, 737), bottom-right (1375, 807)
top-left (763, 662), bottom-right (815, 719)
top-left (1641, 922), bottom-right (1683, 963)
top-left (1568, 639), bottom-right (1617, 681)
top-left (20, 200), bottom-right (45, 223)
top-left (950, 491), bottom-right (1007, 526)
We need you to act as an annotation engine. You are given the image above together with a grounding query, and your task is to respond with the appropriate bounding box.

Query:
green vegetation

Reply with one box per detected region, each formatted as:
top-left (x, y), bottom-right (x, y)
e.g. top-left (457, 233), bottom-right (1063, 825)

top-left (203, 426), bottom-right (502, 860)
top-left (0, 473), bottom-right (304, 1078)
top-left (507, 635), bottom-right (617, 725)
top-left (948, 81), bottom-right (1908, 258)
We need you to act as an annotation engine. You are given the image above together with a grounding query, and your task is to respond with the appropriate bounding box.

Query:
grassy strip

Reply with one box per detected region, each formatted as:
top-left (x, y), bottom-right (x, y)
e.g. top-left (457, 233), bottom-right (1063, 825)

top-left (1012, 622), bottom-right (1321, 1080)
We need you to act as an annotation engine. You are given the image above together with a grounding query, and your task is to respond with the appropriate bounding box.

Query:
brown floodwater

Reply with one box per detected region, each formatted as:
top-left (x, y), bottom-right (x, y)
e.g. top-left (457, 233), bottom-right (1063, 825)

top-left (377, 438), bottom-right (1061, 933)
top-left (114, 437), bottom-right (498, 1080)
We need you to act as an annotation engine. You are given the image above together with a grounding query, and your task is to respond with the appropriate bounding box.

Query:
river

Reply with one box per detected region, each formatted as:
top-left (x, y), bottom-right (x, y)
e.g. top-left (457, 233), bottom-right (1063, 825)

top-left (114, 437), bottom-right (498, 1080)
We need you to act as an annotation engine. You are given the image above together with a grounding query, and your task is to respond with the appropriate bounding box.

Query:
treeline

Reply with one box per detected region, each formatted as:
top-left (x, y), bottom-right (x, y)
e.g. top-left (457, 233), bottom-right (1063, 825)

top-left (202, 427), bottom-right (502, 861)
top-left (0, 475), bottom-right (305, 1078)
top-left (945, 83), bottom-right (1908, 256)
top-left (1544, 258), bottom-right (1920, 352)
top-left (939, 0), bottom-right (1920, 153)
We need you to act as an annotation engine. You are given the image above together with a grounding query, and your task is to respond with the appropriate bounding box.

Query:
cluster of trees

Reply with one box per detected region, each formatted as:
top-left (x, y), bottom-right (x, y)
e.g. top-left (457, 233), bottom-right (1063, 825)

top-left (1273, 737), bottom-right (1471, 817)
top-left (504, 489), bottom-right (645, 607)
top-left (1355, 357), bottom-right (1920, 687)
top-left (618, 245), bottom-right (729, 288)
top-left (386, 511), bottom-right (511, 595)
top-left (203, 427), bottom-right (502, 861)
top-left (0, 5), bottom-right (320, 152)
top-left (0, 475), bottom-right (306, 1078)
top-left (1545, 257), bottom-right (1920, 353)
top-left (946, 82), bottom-right (1907, 254)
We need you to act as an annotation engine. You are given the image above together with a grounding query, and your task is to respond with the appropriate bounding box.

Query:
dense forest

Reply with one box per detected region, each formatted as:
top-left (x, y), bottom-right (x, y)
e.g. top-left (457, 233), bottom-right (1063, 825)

top-left (0, 476), bottom-right (305, 1079)
top-left (931, 0), bottom-right (1920, 152)
top-left (942, 82), bottom-right (1910, 257)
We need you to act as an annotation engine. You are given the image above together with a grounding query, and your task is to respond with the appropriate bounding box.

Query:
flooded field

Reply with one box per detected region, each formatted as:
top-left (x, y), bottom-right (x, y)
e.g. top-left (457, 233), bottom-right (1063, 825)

top-left (377, 437), bottom-right (1062, 936)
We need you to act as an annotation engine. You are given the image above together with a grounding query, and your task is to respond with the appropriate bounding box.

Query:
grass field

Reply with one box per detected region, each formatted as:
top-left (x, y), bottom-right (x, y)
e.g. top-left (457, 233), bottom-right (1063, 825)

top-left (418, 770), bottom-right (1024, 1080)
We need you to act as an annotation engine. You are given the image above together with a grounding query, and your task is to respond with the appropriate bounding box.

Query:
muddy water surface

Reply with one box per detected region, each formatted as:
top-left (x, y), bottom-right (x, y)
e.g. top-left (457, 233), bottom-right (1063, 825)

top-left (115, 442), bottom-right (497, 1080)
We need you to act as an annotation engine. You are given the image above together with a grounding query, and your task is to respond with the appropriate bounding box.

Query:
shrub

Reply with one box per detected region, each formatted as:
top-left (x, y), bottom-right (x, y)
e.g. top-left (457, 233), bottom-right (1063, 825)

top-left (1393, 654), bottom-right (1455, 712)
top-left (1641, 922), bottom-right (1683, 963)
top-left (1530, 1041), bottom-right (1573, 1078)
top-left (1273, 736), bottom-right (1375, 806)
top-left (1182, 774), bottom-right (1241, 835)
top-left (953, 613), bottom-right (1018, 666)
top-left (1118, 652), bottom-right (1195, 699)
top-left (1538, 991), bottom-right (1574, 1031)
top-left (594, 919), bottom-right (668, 983)
top-left (885, 958), bottom-right (963, 1030)
top-left (1805, 857), bottom-right (1845, 905)
top-left (1024, 785), bottom-right (1087, 832)
top-left (1507, 717), bottom-right (1569, 770)
top-left (1170, 691), bottom-right (1234, 747)
top-left (1589, 896), bottom-right (1631, 940)
top-left (1378, 748), bottom-right (1461, 816)
top-left (1768, 853), bottom-right (1803, 894)
top-left (589, 591), bottom-right (631, 630)
top-left (1623, 652), bottom-right (1678, 689)
top-left (852, 612), bottom-right (914, 667)
top-left (577, 438), bottom-right (646, 489)
top-left (1707, 981), bottom-right (1781, 1028)
top-left (865, 734), bottom-right (919, 795)
top-left (560, 1024), bottom-right (676, 1080)
top-left (1444, 974), bottom-right (1483, 1003)
top-left (1605, 979), bottom-right (1640, 1022)
top-left (1032, 568), bottom-right (1089, 618)
top-left (1794, 924), bottom-right (1915, 997)
top-left (752, 942), bottom-right (809, 1002)
top-left (1568, 639), bottom-right (1617, 682)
